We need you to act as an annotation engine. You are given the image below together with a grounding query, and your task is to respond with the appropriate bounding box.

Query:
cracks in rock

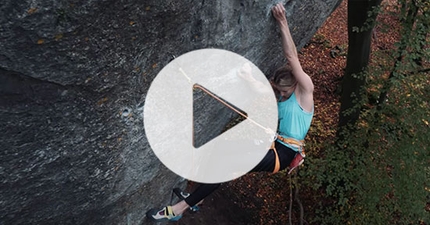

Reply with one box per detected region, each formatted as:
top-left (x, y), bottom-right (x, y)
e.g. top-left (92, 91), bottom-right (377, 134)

top-left (0, 67), bottom-right (102, 100)
top-left (1, 66), bottom-right (65, 88)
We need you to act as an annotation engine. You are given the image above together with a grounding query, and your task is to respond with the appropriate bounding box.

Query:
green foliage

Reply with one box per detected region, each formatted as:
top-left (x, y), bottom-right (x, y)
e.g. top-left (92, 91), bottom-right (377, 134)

top-left (352, 5), bottom-right (382, 33)
top-left (302, 0), bottom-right (430, 224)
top-left (304, 75), bottom-right (429, 224)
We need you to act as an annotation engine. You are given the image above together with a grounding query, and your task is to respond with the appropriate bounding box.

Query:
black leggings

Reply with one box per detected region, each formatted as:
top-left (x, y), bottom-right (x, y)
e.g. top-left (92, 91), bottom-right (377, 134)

top-left (184, 141), bottom-right (297, 206)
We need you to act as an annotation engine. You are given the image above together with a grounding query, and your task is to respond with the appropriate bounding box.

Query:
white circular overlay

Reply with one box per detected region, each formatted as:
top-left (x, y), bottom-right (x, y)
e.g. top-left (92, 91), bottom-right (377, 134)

top-left (144, 49), bottom-right (277, 183)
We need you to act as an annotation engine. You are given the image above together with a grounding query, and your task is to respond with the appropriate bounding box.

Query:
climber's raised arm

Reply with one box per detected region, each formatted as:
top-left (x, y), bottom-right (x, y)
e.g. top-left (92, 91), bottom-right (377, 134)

top-left (272, 3), bottom-right (314, 111)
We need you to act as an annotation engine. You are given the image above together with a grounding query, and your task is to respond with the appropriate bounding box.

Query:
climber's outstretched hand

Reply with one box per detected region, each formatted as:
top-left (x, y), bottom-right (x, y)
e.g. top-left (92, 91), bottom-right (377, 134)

top-left (272, 3), bottom-right (287, 24)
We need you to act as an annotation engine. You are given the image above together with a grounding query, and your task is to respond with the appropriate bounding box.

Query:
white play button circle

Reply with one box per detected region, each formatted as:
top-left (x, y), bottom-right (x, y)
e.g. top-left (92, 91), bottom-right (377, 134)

top-left (144, 49), bottom-right (278, 183)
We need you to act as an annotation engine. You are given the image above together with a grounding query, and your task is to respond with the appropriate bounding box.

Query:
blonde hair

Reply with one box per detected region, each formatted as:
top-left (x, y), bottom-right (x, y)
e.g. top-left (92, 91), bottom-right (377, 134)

top-left (272, 65), bottom-right (296, 87)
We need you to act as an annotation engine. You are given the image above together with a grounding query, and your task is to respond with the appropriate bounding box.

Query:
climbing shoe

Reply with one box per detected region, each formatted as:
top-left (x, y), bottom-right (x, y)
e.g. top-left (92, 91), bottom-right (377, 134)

top-left (146, 206), bottom-right (182, 222)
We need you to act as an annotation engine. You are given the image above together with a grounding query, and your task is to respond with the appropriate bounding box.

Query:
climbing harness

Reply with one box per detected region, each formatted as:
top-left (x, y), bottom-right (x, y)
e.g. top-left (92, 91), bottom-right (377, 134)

top-left (271, 135), bottom-right (306, 174)
top-left (276, 135), bottom-right (306, 156)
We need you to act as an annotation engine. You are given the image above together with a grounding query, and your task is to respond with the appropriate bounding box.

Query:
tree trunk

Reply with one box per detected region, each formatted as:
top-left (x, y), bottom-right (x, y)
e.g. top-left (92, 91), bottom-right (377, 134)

top-left (338, 0), bottom-right (382, 132)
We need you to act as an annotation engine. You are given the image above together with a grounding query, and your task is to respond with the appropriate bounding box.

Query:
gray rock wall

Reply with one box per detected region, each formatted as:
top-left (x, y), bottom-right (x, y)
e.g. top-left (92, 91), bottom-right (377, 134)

top-left (0, 0), bottom-right (341, 224)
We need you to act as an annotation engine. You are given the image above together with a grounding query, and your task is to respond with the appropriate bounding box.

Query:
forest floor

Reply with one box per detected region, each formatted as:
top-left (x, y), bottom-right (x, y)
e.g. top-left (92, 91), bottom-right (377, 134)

top-left (175, 0), bottom-right (401, 224)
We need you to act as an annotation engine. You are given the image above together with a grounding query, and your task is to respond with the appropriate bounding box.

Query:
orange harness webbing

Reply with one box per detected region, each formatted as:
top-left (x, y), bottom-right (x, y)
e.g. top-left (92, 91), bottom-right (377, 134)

top-left (271, 136), bottom-right (305, 174)
top-left (271, 141), bottom-right (281, 174)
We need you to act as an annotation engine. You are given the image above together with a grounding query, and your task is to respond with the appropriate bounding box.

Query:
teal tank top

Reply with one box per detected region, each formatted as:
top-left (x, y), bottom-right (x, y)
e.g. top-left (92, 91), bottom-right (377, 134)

top-left (277, 92), bottom-right (313, 150)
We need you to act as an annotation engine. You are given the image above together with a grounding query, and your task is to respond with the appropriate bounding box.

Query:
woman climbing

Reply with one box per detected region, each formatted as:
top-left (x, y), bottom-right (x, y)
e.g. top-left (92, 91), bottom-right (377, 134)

top-left (146, 3), bottom-right (314, 222)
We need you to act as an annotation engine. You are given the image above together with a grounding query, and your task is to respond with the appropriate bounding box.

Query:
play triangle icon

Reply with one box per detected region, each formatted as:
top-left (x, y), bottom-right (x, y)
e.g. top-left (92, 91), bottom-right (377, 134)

top-left (144, 48), bottom-right (278, 183)
top-left (192, 83), bottom-right (247, 148)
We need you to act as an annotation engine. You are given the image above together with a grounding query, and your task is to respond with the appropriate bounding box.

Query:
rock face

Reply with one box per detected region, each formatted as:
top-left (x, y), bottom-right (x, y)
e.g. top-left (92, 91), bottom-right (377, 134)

top-left (0, 0), bottom-right (341, 224)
